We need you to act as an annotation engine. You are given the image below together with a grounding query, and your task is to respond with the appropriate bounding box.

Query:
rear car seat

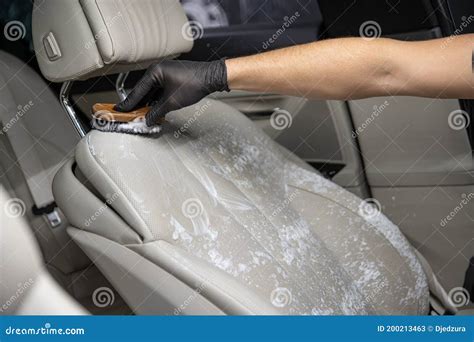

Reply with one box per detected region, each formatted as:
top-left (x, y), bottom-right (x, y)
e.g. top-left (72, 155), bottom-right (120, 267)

top-left (32, 0), bottom-right (430, 315)
top-left (0, 51), bottom-right (91, 279)
top-left (0, 187), bottom-right (87, 315)
top-left (0, 51), bottom-right (77, 208)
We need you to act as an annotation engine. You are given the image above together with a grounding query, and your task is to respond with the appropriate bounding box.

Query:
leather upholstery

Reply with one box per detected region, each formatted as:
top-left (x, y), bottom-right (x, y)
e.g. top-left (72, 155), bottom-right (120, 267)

top-left (0, 188), bottom-right (87, 315)
top-left (32, 0), bottom-right (193, 82)
top-left (0, 51), bottom-right (78, 207)
top-left (54, 99), bottom-right (430, 315)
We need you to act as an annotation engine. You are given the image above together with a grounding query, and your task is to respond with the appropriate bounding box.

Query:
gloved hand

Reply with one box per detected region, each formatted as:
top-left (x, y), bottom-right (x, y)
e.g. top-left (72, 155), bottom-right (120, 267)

top-left (114, 59), bottom-right (229, 126)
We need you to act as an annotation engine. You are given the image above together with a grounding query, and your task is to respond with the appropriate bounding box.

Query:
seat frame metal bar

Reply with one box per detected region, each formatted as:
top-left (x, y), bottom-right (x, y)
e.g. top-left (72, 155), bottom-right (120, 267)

top-left (115, 72), bottom-right (129, 101)
top-left (60, 81), bottom-right (86, 138)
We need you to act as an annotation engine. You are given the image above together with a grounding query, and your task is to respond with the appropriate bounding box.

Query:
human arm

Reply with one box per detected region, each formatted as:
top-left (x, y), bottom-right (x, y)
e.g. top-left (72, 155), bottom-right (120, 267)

top-left (116, 35), bottom-right (474, 125)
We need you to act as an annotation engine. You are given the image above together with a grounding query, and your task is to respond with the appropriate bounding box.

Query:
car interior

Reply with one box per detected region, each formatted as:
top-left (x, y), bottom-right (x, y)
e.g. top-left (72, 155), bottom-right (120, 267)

top-left (0, 0), bottom-right (473, 315)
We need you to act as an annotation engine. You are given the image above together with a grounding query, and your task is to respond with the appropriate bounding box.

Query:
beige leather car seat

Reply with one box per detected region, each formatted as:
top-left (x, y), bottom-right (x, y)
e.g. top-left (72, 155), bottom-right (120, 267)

top-left (0, 51), bottom-right (78, 209)
top-left (32, 0), bottom-right (430, 315)
top-left (0, 187), bottom-right (87, 315)
top-left (0, 51), bottom-right (92, 280)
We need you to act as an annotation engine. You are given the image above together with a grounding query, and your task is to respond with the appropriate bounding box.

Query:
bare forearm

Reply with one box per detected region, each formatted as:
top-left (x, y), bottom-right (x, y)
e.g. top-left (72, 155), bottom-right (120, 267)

top-left (226, 35), bottom-right (474, 100)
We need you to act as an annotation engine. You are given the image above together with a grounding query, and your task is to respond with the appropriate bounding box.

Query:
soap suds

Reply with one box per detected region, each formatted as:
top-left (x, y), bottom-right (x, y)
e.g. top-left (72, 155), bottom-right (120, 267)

top-left (85, 99), bottom-right (429, 315)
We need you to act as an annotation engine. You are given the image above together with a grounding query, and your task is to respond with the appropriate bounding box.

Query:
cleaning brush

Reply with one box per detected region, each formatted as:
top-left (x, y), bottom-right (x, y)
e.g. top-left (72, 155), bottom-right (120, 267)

top-left (91, 103), bottom-right (163, 135)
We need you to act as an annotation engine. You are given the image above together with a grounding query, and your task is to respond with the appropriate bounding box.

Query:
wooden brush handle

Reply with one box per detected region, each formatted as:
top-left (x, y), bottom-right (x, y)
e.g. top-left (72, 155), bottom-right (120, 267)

top-left (92, 103), bottom-right (149, 122)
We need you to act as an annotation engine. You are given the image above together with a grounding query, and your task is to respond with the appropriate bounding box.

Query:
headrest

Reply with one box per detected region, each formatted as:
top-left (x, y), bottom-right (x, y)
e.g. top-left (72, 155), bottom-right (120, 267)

top-left (32, 0), bottom-right (193, 82)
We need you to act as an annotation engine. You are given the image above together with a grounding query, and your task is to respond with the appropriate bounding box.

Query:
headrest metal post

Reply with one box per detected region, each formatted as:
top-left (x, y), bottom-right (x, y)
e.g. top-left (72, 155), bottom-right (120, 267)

top-left (60, 81), bottom-right (86, 138)
top-left (116, 72), bottom-right (130, 101)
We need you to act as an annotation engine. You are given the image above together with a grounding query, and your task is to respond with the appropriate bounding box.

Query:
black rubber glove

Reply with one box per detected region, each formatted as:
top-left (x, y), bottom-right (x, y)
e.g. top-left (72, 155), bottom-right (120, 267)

top-left (114, 60), bottom-right (229, 126)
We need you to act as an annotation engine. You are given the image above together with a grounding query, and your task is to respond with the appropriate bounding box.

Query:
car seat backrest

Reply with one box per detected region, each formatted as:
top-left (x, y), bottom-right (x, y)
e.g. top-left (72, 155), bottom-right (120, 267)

top-left (0, 51), bottom-right (78, 208)
top-left (0, 187), bottom-right (87, 315)
top-left (32, 0), bottom-right (193, 82)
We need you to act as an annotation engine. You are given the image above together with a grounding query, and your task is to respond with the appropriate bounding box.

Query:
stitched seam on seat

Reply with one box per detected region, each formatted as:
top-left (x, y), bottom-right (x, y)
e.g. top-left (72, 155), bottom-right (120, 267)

top-left (152, 0), bottom-right (163, 60)
top-left (159, 0), bottom-right (168, 57)
top-left (289, 182), bottom-right (419, 268)
top-left (288, 183), bottom-right (426, 313)
top-left (163, 134), bottom-right (339, 312)
top-left (91, 0), bottom-right (116, 63)
top-left (287, 182), bottom-right (392, 312)
top-left (118, 0), bottom-right (137, 62)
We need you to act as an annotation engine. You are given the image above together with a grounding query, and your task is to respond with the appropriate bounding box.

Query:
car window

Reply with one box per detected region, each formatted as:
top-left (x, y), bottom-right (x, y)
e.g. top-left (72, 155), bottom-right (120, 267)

top-left (179, 0), bottom-right (322, 59)
top-left (180, 0), bottom-right (321, 28)
top-left (0, 0), bottom-right (34, 63)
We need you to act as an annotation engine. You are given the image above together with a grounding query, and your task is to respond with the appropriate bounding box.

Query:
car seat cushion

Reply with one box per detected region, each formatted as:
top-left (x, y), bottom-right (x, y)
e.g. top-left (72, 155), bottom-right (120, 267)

top-left (73, 99), bottom-right (429, 315)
